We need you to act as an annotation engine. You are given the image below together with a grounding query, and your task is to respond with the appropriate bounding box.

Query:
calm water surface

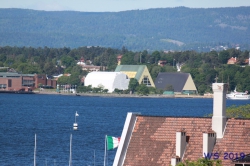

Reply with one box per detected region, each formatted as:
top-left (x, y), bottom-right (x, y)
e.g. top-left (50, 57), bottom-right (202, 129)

top-left (0, 94), bottom-right (249, 166)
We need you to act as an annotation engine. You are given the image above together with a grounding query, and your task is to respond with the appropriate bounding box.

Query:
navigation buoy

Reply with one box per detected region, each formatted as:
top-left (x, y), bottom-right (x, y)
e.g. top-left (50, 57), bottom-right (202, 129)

top-left (73, 122), bottom-right (78, 130)
top-left (73, 111), bottom-right (79, 130)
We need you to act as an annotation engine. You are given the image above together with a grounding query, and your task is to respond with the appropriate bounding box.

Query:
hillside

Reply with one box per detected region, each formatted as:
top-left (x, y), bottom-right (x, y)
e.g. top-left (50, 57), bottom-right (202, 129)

top-left (0, 7), bottom-right (250, 51)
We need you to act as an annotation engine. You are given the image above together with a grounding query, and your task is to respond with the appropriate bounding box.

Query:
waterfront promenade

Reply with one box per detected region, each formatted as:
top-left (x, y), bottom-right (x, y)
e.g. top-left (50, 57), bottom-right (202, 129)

top-left (34, 89), bottom-right (213, 98)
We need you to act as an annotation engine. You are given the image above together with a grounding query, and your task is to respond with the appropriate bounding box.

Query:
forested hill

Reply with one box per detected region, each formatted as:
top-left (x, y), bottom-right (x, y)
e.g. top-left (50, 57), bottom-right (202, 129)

top-left (1, 7), bottom-right (250, 51)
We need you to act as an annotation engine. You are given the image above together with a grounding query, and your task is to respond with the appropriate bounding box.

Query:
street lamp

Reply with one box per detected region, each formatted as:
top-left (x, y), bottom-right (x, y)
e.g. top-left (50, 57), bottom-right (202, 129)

top-left (140, 53), bottom-right (142, 63)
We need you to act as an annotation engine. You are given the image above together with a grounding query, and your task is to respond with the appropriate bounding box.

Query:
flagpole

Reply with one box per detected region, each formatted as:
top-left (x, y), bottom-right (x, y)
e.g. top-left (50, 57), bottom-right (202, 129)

top-left (107, 147), bottom-right (109, 166)
top-left (34, 133), bottom-right (36, 166)
top-left (69, 134), bottom-right (72, 166)
top-left (94, 149), bottom-right (95, 166)
top-left (104, 135), bottom-right (106, 166)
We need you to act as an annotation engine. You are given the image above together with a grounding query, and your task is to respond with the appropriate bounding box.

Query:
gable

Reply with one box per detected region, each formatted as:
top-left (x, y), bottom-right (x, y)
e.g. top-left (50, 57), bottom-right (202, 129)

top-left (182, 75), bottom-right (197, 91)
top-left (137, 67), bottom-right (155, 87)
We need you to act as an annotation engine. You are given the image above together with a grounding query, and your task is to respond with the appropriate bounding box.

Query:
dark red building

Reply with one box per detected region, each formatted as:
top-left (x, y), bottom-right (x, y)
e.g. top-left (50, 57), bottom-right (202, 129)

top-left (0, 72), bottom-right (57, 91)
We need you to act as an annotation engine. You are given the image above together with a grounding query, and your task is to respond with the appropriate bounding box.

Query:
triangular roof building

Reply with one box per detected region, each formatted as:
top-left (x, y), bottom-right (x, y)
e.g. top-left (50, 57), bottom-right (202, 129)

top-left (154, 72), bottom-right (197, 94)
top-left (115, 65), bottom-right (155, 87)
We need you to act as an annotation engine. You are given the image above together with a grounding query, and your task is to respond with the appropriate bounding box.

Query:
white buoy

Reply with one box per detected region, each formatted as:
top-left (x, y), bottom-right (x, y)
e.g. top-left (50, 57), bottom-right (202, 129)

top-left (73, 111), bottom-right (79, 130)
top-left (73, 122), bottom-right (78, 130)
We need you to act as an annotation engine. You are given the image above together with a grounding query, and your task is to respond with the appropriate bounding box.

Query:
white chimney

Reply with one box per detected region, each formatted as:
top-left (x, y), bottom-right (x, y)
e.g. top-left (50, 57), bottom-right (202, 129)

top-left (171, 157), bottom-right (181, 166)
top-left (203, 131), bottom-right (216, 157)
top-left (176, 131), bottom-right (186, 159)
top-left (212, 83), bottom-right (228, 138)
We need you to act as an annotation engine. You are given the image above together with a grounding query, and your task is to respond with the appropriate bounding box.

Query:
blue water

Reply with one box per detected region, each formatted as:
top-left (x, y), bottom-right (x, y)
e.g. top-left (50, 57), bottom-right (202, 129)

top-left (0, 94), bottom-right (249, 166)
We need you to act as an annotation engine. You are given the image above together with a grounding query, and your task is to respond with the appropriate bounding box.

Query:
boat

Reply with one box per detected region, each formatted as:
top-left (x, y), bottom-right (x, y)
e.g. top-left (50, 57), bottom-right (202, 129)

top-left (73, 111), bottom-right (79, 130)
top-left (226, 88), bottom-right (250, 100)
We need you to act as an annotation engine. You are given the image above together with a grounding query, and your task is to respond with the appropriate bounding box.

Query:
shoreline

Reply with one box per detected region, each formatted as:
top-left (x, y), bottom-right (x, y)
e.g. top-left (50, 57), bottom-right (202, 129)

top-left (34, 90), bottom-right (213, 99)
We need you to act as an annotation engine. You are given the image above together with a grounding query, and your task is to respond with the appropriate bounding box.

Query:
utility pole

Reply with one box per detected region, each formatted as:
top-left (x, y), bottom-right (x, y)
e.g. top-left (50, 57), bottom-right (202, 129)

top-left (249, 52), bottom-right (250, 66)
top-left (140, 53), bottom-right (142, 63)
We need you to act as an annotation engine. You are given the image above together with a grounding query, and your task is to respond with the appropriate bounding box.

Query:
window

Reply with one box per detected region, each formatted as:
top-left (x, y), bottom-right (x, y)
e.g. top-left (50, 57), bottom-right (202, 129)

top-left (0, 84), bottom-right (6, 89)
top-left (22, 80), bottom-right (34, 87)
top-left (141, 76), bottom-right (151, 86)
top-left (6, 76), bottom-right (20, 78)
top-left (8, 80), bottom-right (11, 87)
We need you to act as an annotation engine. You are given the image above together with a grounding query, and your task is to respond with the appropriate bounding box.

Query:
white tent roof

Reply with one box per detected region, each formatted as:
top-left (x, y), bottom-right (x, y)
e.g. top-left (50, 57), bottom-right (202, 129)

top-left (85, 72), bottom-right (129, 93)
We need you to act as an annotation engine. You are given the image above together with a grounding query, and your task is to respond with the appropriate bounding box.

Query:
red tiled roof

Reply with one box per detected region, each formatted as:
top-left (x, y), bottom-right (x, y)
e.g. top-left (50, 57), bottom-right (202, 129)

top-left (213, 118), bottom-right (250, 165)
top-left (117, 55), bottom-right (123, 59)
top-left (227, 57), bottom-right (237, 64)
top-left (123, 116), bottom-right (250, 166)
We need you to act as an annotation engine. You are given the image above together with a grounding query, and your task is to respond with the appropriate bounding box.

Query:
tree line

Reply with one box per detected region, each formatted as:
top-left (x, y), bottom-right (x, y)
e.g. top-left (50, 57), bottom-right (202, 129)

top-left (0, 46), bottom-right (249, 95)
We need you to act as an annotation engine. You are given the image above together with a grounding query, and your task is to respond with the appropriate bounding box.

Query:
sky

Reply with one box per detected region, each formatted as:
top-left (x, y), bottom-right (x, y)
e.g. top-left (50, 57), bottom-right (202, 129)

top-left (1, 0), bottom-right (250, 12)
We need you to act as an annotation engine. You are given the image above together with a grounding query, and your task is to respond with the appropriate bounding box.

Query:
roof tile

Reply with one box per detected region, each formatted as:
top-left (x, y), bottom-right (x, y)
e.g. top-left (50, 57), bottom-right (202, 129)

top-left (123, 116), bottom-right (250, 166)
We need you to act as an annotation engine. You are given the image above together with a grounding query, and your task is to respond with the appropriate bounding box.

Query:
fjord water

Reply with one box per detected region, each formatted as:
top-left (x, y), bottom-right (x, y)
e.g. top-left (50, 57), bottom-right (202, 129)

top-left (0, 94), bottom-right (249, 166)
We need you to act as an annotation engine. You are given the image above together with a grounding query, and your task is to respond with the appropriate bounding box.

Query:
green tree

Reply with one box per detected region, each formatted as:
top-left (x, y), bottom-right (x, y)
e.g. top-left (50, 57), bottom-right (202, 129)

top-left (103, 89), bottom-right (108, 93)
top-left (44, 61), bottom-right (56, 75)
top-left (121, 52), bottom-right (135, 65)
top-left (68, 74), bottom-right (81, 85)
top-left (0, 54), bottom-right (7, 62)
top-left (78, 85), bottom-right (92, 93)
top-left (218, 50), bottom-right (230, 64)
top-left (57, 76), bottom-right (70, 85)
top-left (206, 104), bottom-right (250, 118)
top-left (198, 84), bottom-right (207, 95)
top-left (177, 158), bottom-right (222, 166)
top-left (150, 65), bottom-right (163, 81)
top-left (107, 54), bottom-right (118, 71)
top-left (114, 88), bottom-right (123, 94)
top-left (128, 78), bottom-right (139, 94)
top-left (136, 84), bottom-right (149, 96)
top-left (151, 51), bottom-right (161, 64)
top-left (61, 56), bottom-right (75, 68)
top-left (225, 104), bottom-right (250, 118)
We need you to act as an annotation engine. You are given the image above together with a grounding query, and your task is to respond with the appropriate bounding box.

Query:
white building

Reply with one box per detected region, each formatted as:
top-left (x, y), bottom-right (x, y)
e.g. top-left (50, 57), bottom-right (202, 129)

top-left (84, 72), bottom-right (130, 93)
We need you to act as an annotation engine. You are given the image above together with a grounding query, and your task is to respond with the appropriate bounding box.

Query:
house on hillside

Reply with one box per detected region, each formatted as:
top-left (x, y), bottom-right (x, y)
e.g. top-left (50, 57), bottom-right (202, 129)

top-left (154, 72), bottom-right (197, 94)
top-left (117, 55), bottom-right (123, 65)
top-left (77, 57), bottom-right (106, 72)
top-left (113, 83), bottom-right (250, 166)
top-left (158, 60), bottom-right (167, 67)
top-left (84, 72), bottom-right (129, 93)
top-left (227, 57), bottom-right (237, 64)
top-left (115, 65), bottom-right (155, 87)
